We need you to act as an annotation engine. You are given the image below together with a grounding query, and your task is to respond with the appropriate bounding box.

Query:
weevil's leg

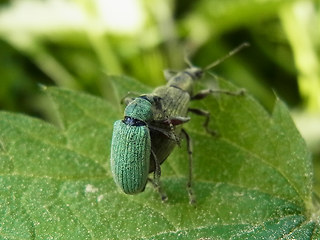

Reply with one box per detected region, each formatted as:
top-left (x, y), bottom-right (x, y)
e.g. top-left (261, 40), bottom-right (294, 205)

top-left (188, 108), bottom-right (217, 136)
top-left (152, 96), bottom-right (188, 146)
top-left (164, 69), bottom-right (178, 81)
top-left (150, 149), bottom-right (168, 201)
top-left (181, 128), bottom-right (196, 205)
top-left (151, 116), bottom-right (190, 128)
top-left (120, 91), bottom-right (141, 105)
top-left (121, 97), bottom-right (135, 106)
top-left (163, 116), bottom-right (190, 126)
top-left (184, 55), bottom-right (193, 68)
top-left (191, 88), bottom-right (245, 100)
top-left (151, 149), bottom-right (161, 186)
top-left (148, 125), bottom-right (179, 144)
top-left (164, 116), bottom-right (190, 146)
top-left (152, 95), bottom-right (179, 142)
top-left (190, 89), bottom-right (245, 135)
top-left (151, 116), bottom-right (190, 146)
top-left (147, 178), bottom-right (168, 202)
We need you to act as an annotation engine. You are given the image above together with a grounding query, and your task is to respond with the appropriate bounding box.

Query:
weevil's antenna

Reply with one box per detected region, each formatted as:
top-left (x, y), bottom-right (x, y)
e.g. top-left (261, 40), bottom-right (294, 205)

top-left (184, 56), bottom-right (194, 68)
top-left (204, 42), bottom-right (250, 71)
top-left (183, 50), bottom-right (194, 68)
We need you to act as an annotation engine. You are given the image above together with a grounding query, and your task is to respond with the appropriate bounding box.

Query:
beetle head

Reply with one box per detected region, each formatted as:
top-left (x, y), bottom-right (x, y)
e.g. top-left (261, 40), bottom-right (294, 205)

top-left (185, 66), bottom-right (204, 80)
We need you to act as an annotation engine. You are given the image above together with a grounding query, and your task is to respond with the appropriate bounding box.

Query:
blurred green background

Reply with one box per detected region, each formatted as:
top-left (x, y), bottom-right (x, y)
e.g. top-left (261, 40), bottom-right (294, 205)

top-left (0, 0), bottom-right (319, 180)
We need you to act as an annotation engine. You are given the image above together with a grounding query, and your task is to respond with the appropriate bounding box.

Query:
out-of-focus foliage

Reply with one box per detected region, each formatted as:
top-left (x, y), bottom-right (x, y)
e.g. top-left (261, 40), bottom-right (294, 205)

top-left (0, 0), bottom-right (319, 172)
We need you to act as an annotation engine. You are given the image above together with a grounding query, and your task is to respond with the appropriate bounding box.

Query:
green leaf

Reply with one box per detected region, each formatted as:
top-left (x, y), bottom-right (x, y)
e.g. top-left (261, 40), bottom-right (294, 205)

top-left (0, 75), bottom-right (317, 239)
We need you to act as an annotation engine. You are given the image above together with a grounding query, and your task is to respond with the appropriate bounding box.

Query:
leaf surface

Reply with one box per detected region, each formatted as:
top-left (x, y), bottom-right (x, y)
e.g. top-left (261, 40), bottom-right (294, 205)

top-left (0, 75), bottom-right (316, 239)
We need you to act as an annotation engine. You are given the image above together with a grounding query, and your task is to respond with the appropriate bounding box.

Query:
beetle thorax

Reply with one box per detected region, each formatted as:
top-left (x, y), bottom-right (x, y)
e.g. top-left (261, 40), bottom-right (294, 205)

top-left (124, 98), bottom-right (153, 122)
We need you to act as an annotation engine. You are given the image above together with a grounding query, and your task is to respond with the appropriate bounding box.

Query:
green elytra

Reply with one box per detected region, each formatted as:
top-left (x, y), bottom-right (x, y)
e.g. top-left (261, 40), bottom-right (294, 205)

top-left (111, 98), bottom-right (153, 194)
top-left (110, 43), bottom-right (248, 203)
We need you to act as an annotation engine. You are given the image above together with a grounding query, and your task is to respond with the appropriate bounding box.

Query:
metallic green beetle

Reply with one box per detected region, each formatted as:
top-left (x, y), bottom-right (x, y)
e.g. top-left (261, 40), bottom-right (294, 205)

top-left (110, 43), bottom-right (248, 203)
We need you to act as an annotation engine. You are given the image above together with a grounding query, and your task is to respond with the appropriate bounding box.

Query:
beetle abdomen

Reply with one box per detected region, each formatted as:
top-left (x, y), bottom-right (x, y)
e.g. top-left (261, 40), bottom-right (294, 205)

top-left (110, 120), bottom-right (151, 194)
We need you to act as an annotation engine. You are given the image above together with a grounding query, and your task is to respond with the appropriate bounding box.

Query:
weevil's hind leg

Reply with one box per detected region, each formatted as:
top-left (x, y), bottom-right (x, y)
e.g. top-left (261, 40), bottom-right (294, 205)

top-left (191, 88), bottom-right (245, 101)
top-left (188, 108), bottom-right (217, 136)
top-left (150, 149), bottom-right (168, 202)
top-left (181, 128), bottom-right (196, 205)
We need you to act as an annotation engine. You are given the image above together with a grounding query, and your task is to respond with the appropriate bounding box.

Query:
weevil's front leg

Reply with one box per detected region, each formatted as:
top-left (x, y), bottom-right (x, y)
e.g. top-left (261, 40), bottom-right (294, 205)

top-left (163, 70), bottom-right (178, 81)
top-left (188, 108), bottom-right (217, 136)
top-left (147, 178), bottom-right (168, 202)
top-left (191, 88), bottom-right (245, 100)
top-left (120, 92), bottom-right (142, 105)
top-left (181, 128), bottom-right (196, 205)
top-left (151, 149), bottom-right (161, 186)
top-left (190, 88), bottom-right (245, 135)
top-left (150, 149), bottom-right (168, 202)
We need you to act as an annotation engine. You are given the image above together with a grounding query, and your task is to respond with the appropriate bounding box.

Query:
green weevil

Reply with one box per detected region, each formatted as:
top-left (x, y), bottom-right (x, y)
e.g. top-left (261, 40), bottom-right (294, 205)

top-left (110, 43), bottom-right (249, 204)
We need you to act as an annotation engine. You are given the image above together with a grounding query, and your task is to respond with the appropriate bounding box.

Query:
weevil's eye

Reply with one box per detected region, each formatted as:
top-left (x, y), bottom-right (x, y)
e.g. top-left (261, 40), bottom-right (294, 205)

top-left (194, 70), bottom-right (203, 79)
top-left (187, 67), bottom-right (203, 80)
